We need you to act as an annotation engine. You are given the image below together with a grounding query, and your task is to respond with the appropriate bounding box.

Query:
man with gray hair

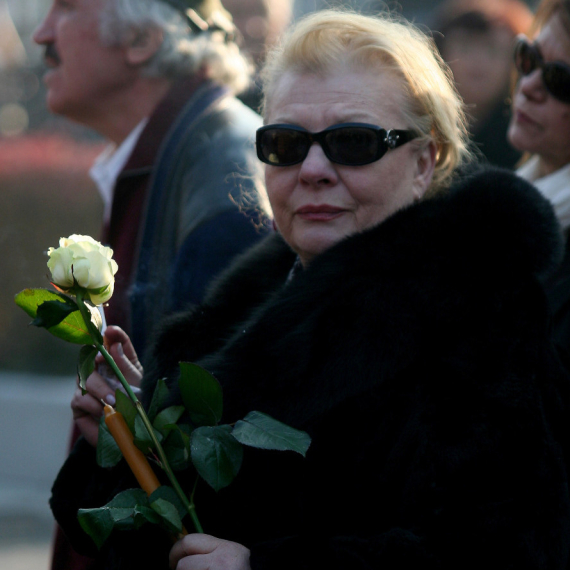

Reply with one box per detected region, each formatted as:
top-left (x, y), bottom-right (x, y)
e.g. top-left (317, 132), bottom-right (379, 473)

top-left (33, 2), bottom-right (268, 569)
top-left (34, 0), bottom-right (268, 356)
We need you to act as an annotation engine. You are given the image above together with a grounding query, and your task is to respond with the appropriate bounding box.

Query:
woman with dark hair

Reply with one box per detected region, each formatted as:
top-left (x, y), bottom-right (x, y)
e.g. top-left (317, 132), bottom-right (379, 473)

top-left (508, 0), bottom-right (570, 362)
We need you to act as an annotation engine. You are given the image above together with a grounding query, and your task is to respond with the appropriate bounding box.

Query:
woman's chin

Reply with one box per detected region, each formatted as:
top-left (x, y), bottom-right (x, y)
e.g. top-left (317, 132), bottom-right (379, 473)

top-left (292, 230), bottom-right (353, 265)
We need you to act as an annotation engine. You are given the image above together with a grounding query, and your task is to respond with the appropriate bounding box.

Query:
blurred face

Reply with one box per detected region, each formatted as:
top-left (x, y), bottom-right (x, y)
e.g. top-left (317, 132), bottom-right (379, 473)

top-left (33, 0), bottom-right (135, 127)
top-left (508, 14), bottom-right (570, 175)
top-left (222, 0), bottom-right (291, 65)
top-left (264, 69), bottom-right (436, 266)
top-left (443, 26), bottom-right (514, 111)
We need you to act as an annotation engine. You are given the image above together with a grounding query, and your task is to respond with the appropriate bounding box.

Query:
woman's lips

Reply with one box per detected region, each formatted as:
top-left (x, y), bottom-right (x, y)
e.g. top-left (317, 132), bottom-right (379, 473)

top-left (295, 205), bottom-right (346, 221)
top-left (514, 109), bottom-right (540, 127)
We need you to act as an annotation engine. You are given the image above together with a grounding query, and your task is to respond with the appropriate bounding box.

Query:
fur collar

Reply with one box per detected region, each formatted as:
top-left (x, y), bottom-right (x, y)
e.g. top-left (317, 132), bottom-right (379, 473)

top-left (142, 167), bottom-right (563, 420)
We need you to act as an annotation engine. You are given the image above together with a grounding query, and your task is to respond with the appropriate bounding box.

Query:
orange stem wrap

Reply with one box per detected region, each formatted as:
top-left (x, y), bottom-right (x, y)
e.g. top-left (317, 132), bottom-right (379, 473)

top-left (103, 404), bottom-right (161, 496)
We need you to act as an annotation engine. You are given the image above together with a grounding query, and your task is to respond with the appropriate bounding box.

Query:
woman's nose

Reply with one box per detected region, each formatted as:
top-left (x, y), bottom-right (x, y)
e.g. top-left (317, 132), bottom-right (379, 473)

top-left (518, 68), bottom-right (548, 102)
top-left (298, 143), bottom-right (338, 187)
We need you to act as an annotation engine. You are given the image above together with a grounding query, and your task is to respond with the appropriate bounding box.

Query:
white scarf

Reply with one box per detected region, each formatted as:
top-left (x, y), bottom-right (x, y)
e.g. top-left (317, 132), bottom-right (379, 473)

top-left (517, 156), bottom-right (570, 232)
top-left (89, 119), bottom-right (148, 225)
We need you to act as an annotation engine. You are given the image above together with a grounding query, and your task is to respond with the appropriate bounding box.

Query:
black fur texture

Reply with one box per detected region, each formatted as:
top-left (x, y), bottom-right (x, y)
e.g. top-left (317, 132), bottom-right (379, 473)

top-left (52, 169), bottom-right (570, 570)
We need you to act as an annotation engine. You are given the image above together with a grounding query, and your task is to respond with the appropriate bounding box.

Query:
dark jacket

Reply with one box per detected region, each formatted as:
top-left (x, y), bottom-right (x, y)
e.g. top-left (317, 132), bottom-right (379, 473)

top-left (543, 235), bottom-right (570, 368)
top-left (51, 169), bottom-right (570, 570)
top-left (102, 76), bottom-right (269, 357)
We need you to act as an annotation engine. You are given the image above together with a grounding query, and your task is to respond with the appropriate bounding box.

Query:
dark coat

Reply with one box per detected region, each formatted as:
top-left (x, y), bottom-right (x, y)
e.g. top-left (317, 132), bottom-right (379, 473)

top-left (101, 76), bottom-right (268, 357)
top-left (543, 236), bottom-right (570, 367)
top-left (51, 169), bottom-right (570, 570)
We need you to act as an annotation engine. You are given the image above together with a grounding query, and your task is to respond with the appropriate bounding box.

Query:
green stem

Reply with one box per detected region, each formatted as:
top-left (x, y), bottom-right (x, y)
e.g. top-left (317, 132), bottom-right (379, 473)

top-left (76, 293), bottom-right (203, 533)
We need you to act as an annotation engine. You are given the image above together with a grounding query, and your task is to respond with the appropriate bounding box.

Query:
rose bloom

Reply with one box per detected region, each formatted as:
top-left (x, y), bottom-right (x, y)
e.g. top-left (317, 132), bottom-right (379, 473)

top-left (47, 234), bottom-right (118, 305)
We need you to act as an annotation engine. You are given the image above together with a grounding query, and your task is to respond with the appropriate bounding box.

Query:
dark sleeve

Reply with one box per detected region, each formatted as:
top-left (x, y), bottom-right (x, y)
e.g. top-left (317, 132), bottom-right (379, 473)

top-left (168, 209), bottom-right (269, 310)
top-left (247, 345), bottom-right (570, 570)
top-left (49, 438), bottom-right (173, 568)
top-left (49, 438), bottom-right (134, 558)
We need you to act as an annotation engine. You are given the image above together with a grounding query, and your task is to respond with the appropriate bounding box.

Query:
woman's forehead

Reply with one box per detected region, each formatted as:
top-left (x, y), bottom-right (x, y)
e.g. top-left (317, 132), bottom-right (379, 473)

top-left (536, 14), bottom-right (570, 64)
top-left (265, 68), bottom-right (408, 125)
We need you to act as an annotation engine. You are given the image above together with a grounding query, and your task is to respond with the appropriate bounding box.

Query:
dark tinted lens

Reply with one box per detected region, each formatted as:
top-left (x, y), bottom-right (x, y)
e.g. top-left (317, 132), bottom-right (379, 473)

top-left (324, 126), bottom-right (380, 165)
top-left (516, 39), bottom-right (538, 75)
top-left (259, 128), bottom-right (309, 165)
top-left (543, 63), bottom-right (570, 103)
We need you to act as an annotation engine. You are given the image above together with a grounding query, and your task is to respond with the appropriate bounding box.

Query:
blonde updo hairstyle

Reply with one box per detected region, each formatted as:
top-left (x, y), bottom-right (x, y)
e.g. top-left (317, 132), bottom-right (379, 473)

top-left (261, 10), bottom-right (471, 195)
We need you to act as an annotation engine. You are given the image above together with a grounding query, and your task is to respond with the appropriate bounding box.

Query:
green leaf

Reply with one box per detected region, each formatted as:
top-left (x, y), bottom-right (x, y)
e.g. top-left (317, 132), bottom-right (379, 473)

top-left (115, 389), bottom-right (137, 433)
top-left (149, 486), bottom-right (187, 520)
top-left (148, 378), bottom-right (170, 422)
top-left (179, 362), bottom-right (223, 426)
top-left (134, 415), bottom-right (162, 454)
top-left (15, 288), bottom-right (92, 344)
top-left (96, 415), bottom-right (122, 468)
top-left (150, 498), bottom-right (183, 533)
top-left (77, 489), bottom-right (148, 549)
top-left (77, 508), bottom-right (114, 549)
top-left (232, 411), bottom-right (311, 457)
top-left (191, 425), bottom-right (243, 491)
top-left (107, 488), bottom-right (148, 508)
top-left (78, 345), bottom-right (98, 391)
top-left (162, 424), bottom-right (192, 471)
top-left (32, 299), bottom-right (78, 328)
top-left (133, 505), bottom-right (162, 529)
top-left (154, 406), bottom-right (185, 432)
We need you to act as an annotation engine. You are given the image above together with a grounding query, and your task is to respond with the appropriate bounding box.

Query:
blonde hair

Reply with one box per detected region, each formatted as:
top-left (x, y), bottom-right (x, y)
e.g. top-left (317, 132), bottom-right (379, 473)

top-left (261, 10), bottom-right (471, 194)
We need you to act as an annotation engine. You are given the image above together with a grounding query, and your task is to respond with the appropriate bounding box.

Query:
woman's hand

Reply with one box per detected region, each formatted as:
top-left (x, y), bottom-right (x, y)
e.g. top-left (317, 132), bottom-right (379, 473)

top-left (169, 534), bottom-right (251, 570)
top-left (71, 326), bottom-right (143, 447)
top-left (98, 325), bottom-right (143, 387)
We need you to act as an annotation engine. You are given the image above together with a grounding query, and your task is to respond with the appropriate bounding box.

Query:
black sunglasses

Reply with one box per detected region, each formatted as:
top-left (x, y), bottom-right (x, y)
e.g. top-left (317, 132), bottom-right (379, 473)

top-left (256, 123), bottom-right (418, 167)
top-left (514, 35), bottom-right (570, 103)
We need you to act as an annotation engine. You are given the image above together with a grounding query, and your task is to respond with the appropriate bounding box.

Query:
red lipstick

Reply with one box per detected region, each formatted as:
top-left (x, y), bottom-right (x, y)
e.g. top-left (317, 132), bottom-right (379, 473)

top-left (295, 205), bottom-right (346, 221)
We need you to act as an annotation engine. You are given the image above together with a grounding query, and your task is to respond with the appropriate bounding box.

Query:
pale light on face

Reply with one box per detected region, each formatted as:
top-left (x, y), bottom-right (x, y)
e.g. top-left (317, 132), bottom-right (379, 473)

top-left (33, 0), bottom-right (135, 127)
top-left (264, 69), bottom-right (436, 266)
top-left (508, 14), bottom-right (570, 175)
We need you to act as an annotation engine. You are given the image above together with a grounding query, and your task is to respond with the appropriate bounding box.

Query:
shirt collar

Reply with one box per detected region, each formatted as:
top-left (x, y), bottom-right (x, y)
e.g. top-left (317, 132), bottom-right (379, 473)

top-left (89, 118), bottom-right (148, 224)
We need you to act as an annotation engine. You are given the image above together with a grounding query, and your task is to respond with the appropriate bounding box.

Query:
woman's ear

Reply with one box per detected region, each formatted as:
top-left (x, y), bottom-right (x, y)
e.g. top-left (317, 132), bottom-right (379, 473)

top-left (125, 27), bottom-right (164, 66)
top-left (412, 139), bottom-right (437, 200)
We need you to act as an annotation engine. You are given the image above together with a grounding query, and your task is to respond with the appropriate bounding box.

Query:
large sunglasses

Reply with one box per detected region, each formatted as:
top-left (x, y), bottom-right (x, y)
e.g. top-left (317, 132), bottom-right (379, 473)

top-left (256, 123), bottom-right (418, 166)
top-left (514, 35), bottom-right (570, 103)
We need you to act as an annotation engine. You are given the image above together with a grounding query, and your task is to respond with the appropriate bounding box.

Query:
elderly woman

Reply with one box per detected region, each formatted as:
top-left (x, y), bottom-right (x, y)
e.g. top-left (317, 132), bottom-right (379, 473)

top-left (51, 10), bottom-right (570, 570)
top-left (507, 0), bottom-right (570, 362)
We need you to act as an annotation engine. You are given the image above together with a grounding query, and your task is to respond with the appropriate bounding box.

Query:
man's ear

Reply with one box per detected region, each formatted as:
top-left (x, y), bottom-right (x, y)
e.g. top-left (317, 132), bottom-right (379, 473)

top-left (125, 27), bottom-right (164, 66)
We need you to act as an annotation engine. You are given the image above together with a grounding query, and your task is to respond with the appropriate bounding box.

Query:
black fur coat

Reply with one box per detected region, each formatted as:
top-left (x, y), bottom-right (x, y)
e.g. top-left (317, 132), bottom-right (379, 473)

top-left (51, 169), bottom-right (570, 569)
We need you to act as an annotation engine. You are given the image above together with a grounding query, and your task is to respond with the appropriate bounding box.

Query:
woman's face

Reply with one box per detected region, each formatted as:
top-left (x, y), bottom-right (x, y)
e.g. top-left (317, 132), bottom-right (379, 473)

top-left (508, 14), bottom-right (570, 175)
top-left (264, 69), bottom-right (436, 266)
top-left (443, 26), bottom-right (514, 111)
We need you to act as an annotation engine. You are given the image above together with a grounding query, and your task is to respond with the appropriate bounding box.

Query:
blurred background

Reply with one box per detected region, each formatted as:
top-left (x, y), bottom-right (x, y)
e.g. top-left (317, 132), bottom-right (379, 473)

top-left (0, 0), bottom-right (104, 567)
top-left (0, 0), bottom-right (539, 567)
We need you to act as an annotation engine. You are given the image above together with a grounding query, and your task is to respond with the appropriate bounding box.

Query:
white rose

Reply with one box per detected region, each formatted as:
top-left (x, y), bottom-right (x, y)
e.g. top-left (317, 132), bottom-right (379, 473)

top-left (47, 235), bottom-right (118, 305)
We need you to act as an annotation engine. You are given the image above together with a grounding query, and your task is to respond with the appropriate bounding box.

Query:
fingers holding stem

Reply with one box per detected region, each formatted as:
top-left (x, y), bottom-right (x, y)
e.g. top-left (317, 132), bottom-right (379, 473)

top-left (74, 293), bottom-right (203, 534)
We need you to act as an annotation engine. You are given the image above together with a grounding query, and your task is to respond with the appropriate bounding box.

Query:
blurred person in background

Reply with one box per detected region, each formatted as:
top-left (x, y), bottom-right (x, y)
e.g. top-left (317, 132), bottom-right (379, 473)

top-left (222, 0), bottom-right (293, 111)
top-left (32, 1), bottom-right (269, 569)
top-left (432, 0), bottom-right (533, 169)
top-left (0, 0), bottom-right (27, 69)
top-left (33, 0), bottom-right (269, 358)
top-left (508, 0), bottom-right (570, 362)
